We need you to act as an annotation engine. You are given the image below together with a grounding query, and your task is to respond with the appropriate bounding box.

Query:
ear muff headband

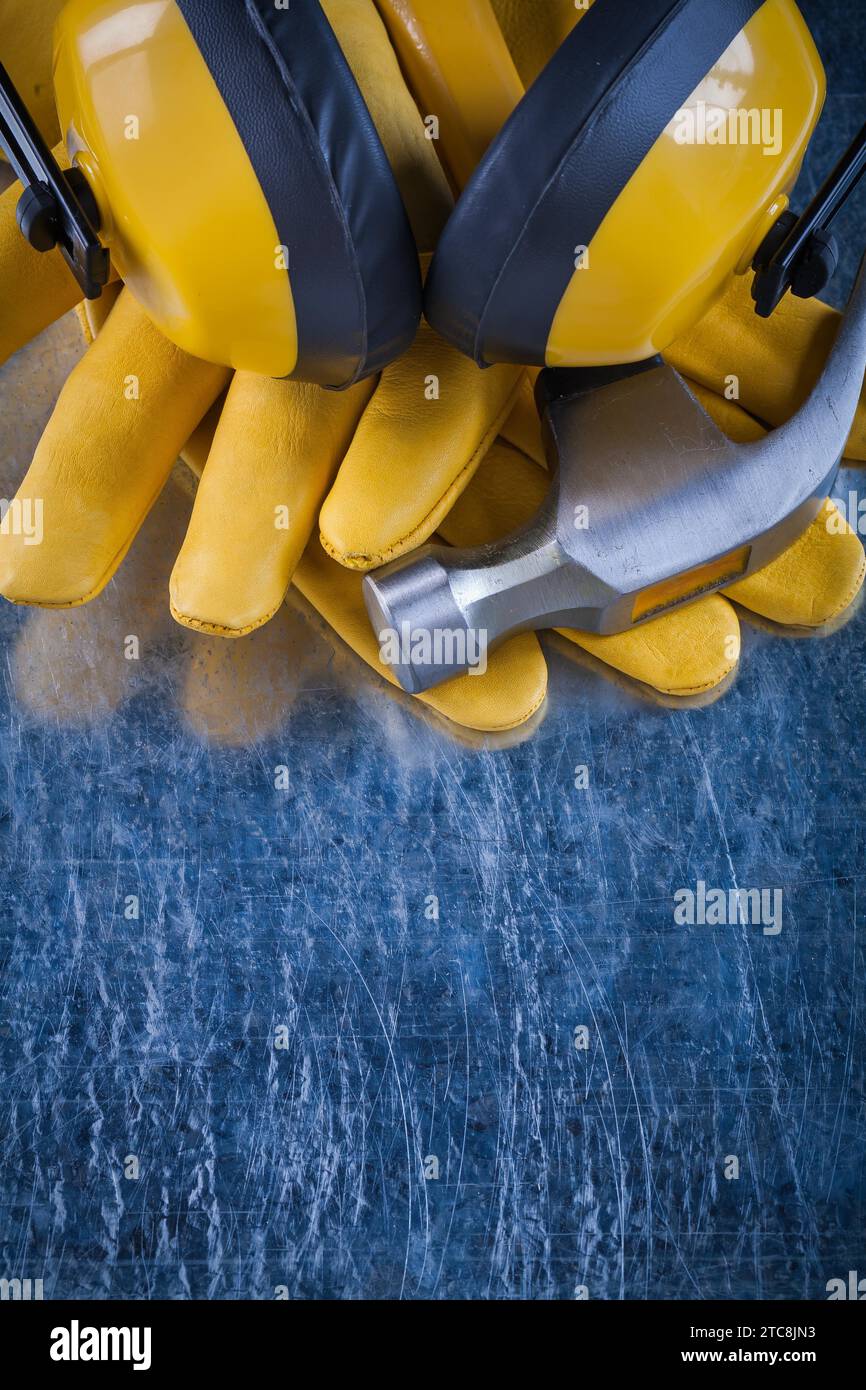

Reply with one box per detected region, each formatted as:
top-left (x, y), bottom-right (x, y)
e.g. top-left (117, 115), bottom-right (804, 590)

top-left (424, 0), bottom-right (766, 369)
top-left (176, 0), bottom-right (422, 387)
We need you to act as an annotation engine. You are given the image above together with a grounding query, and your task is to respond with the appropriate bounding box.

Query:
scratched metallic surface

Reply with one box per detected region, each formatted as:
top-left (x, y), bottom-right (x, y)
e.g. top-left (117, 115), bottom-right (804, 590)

top-left (0, 0), bottom-right (865, 1301)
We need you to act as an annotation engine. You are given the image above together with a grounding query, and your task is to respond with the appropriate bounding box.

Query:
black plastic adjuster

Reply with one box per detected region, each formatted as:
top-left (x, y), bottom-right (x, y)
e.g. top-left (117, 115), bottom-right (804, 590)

top-left (0, 60), bottom-right (109, 299)
top-left (752, 121), bottom-right (866, 318)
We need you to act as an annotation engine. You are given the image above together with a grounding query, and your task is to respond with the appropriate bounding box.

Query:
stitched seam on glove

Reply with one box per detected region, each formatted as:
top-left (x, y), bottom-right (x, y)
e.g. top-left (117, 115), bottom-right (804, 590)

top-left (169, 600), bottom-right (284, 638)
top-left (654, 662), bottom-right (738, 698)
top-left (555, 630), bottom-right (741, 698)
top-left (826, 550), bottom-right (866, 623)
top-left (1, 474), bottom-right (172, 610)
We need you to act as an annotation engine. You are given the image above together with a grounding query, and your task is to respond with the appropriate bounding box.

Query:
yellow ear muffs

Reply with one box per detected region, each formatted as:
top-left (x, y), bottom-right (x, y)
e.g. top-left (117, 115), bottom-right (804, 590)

top-left (424, 0), bottom-right (824, 369)
top-left (51, 0), bottom-right (421, 384)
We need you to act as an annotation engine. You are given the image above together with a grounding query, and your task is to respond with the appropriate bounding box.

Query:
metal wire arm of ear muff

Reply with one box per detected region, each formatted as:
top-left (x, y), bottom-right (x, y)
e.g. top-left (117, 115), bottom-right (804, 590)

top-left (752, 120), bottom-right (866, 317)
top-left (0, 61), bottom-right (109, 299)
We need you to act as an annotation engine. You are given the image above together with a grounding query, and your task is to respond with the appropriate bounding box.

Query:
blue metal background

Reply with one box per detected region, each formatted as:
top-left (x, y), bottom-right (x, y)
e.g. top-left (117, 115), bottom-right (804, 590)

top-left (0, 0), bottom-right (864, 1300)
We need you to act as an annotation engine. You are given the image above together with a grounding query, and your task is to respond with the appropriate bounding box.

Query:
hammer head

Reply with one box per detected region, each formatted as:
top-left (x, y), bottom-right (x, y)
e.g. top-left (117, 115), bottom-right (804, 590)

top-left (365, 255), bottom-right (866, 695)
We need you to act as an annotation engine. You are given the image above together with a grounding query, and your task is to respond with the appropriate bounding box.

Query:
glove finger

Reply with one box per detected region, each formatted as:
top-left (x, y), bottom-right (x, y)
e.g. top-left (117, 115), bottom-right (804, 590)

top-left (374, 0), bottom-right (524, 189)
top-left (666, 273), bottom-right (866, 461)
top-left (725, 499), bottom-right (865, 627)
top-left (489, 0), bottom-right (584, 86)
top-left (0, 290), bottom-right (229, 606)
top-left (561, 601), bottom-right (740, 699)
top-left (440, 440), bottom-right (741, 698)
top-left (170, 371), bottom-right (374, 636)
top-left (0, 145), bottom-right (85, 365)
top-left (319, 319), bottom-right (523, 569)
top-left (294, 536), bottom-right (548, 733)
top-left (325, 0), bottom-right (452, 252)
top-left (689, 381), bottom-right (866, 625)
top-left (78, 304), bottom-right (227, 480)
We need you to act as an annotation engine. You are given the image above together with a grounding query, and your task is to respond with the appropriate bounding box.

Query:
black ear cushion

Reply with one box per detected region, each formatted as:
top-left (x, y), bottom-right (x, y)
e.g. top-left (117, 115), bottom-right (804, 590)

top-left (425, 0), bottom-right (765, 369)
top-left (176, 0), bottom-right (421, 387)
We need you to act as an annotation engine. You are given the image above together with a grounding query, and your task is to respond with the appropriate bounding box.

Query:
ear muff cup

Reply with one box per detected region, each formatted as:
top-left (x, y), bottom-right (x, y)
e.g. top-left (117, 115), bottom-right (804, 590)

top-left (175, 0), bottom-right (422, 388)
top-left (424, 0), bottom-right (767, 369)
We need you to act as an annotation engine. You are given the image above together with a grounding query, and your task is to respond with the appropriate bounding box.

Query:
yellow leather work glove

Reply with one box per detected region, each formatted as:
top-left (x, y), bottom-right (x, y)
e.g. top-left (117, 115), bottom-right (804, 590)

top-left (0, 0), bottom-right (546, 735)
top-left (0, 0), bottom-right (521, 620)
top-left (159, 0), bottom-right (755, 722)
top-left (2, 0), bottom-right (864, 736)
